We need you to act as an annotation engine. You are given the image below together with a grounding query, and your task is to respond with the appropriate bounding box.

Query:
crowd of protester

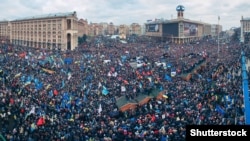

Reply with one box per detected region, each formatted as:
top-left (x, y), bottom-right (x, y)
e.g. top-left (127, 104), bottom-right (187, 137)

top-left (0, 35), bottom-right (246, 141)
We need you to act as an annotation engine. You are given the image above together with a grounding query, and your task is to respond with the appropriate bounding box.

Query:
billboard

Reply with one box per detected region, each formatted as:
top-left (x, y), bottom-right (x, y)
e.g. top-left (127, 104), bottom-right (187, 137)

top-left (146, 24), bottom-right (159, 32)
top-left (184, 22), bottom-right (198, 36)
top-left (162, 23), bottom-right (179, 37)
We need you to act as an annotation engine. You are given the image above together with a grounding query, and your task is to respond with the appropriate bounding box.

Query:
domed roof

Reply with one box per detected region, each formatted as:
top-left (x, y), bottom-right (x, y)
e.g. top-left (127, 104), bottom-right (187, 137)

top-left (176, 5), bottom-right (185, 11)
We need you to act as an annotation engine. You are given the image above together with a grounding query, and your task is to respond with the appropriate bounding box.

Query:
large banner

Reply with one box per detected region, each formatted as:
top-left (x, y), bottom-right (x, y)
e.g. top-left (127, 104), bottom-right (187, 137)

top-left (184, 22), bottom-right (198, 36)
top-left (146, 24), bottom-right (159, 32)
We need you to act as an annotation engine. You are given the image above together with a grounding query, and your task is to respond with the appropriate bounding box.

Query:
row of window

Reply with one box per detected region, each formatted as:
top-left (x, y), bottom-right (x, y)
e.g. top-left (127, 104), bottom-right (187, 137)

top-left (12, 35), bottom-right (61, 38)
top-left (12, 27), bottom-right (61, 30)
top-left (12, 20), bottom-right (62, 25)
top-left (12, 31), bottom-right (62, 34)
top-left (13, 24), bottom-right (61, 27)
top-left (12, 38), bottom-right (62, 43)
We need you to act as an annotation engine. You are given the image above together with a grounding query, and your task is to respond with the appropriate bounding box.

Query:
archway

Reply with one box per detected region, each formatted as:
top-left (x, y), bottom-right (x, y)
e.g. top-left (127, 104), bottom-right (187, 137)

top-left (67, 33), bottom-right (71, 50)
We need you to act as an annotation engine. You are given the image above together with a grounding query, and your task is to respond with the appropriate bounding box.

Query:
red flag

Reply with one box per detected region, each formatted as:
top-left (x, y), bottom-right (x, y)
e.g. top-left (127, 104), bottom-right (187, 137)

top-left (37, 117), bottom-right (45, 126)
top-left (53, 89), bottom-right (58, 96)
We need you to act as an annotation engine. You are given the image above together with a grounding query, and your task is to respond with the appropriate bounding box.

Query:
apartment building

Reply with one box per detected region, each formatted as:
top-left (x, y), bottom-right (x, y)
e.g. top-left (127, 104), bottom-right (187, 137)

top-left (99, 22), bottom-right (109, 35)
top-left (119, 24), bottom-right (129, 39)
top-left (0, 11), bottom-right (78, 50)
top-left (88, 23), bottom-right (103, 36)
top-left (107, 22), bottom-right (116, 35)
top-left (78, 19), bottom-right (88, 37)
top-left (130, 23), bottom-right (142, 35)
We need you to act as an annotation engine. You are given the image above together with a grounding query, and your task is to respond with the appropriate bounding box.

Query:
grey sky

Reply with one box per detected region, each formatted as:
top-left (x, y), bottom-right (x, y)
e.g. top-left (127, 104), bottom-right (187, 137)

top-left (0, 0), bottom-right (249, 30)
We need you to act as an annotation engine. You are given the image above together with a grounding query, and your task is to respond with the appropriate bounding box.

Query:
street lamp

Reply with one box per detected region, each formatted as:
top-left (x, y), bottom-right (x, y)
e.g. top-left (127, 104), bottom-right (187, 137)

top-left (217, 16), bottom-right (220, 58)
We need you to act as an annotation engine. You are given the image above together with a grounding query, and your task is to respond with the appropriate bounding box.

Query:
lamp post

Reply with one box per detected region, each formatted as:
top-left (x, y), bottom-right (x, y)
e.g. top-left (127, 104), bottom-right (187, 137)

top-left (217, 16), bottom-right (220, 58)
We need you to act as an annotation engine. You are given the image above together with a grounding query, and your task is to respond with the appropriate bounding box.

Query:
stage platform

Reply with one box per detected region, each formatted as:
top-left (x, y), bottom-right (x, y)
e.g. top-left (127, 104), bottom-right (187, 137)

top-left (116, 89), bottom-right (163, 112)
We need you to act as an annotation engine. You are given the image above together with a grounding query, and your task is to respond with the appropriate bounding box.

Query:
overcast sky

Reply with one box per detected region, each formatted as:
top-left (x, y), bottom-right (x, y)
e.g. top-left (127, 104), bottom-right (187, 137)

top-left (0, 0), bottom-right (249, 30)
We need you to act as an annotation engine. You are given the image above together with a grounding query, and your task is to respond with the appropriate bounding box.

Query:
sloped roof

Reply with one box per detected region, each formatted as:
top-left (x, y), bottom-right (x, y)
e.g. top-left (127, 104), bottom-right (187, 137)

top-left (12, 11), bottom-right (76, 21)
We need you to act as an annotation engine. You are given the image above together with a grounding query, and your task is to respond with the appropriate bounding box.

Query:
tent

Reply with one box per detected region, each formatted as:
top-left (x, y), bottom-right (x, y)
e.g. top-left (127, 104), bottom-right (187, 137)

top-left (111, 35), bottom-right (119, 39)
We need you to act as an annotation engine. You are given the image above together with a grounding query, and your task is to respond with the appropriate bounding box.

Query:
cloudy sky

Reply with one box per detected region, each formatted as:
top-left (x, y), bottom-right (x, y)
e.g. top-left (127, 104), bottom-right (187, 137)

top-left (0, 0), bottom-right (249, 30)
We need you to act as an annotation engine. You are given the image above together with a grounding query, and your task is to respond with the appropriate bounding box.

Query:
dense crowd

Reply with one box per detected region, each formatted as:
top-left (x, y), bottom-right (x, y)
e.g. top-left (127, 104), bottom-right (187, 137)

top-left (0, 36), bottom-right (246, 141)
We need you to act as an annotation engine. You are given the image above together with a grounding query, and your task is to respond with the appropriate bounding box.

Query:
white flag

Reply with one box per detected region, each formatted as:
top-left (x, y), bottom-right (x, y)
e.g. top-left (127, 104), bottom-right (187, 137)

top-left (98, 104), bottom-right (102, 114)
top-left (121, 86), bottom-right (126, 92)
top-left (29, 106), bottom-right (36, 115)
top-left (98, 82), bottom-right (102, 88)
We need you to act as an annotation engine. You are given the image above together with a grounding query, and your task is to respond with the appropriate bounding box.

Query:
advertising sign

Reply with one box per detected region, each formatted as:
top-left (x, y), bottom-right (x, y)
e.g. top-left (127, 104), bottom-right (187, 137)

top-left (184, 23), bottom-right (198, 36)
top-left (147, 24), bottom-right (159, 32)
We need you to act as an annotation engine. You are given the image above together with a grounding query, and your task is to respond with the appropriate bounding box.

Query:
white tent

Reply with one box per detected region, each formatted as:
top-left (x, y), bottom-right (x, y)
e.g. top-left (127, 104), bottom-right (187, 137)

top-left (120, 40), bottom-right (127, 44)
top-left (111, 35), bottom-right (119, 39)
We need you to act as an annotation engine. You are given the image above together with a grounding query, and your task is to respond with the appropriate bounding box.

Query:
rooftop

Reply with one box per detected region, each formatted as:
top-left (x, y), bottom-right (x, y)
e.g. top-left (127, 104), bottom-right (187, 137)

top-left (145, 18), bottom-right (209, 25)
top-left (243, 17), bottom-right (250, 20)
top-left (12, 11), bottom-right (76, 21)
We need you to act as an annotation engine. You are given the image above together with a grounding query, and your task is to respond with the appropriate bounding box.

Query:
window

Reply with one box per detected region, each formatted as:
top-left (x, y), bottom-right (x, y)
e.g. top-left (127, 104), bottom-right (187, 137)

top-left (67, 19), bottom-right (71, 29)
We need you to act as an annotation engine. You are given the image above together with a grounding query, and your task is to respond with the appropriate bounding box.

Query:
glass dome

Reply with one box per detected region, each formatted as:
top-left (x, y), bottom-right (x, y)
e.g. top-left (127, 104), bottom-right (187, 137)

top-left (176, 5), bottom-right (185, 11)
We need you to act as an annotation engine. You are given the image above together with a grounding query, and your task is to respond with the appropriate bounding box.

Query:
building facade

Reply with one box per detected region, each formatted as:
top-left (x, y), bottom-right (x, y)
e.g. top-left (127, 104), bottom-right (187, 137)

top-left (118, 24), bottom-right (129, 39)
top-left (0, 12), bottom-right (78, 50)
top-left (144, 5), bottom-right (222, 44)
top-left (0, 21), bottom-right (11, 43)
top-left (240, 16), bottom-right (250, 43)
top-left (130, 23), bottom-right (141, 35)
top-left (211, 24), bottom-right (222, 37)
top-left (78, 19), bottom-right (88, 37)
top-left (107, 22), bottom-right (116, 35)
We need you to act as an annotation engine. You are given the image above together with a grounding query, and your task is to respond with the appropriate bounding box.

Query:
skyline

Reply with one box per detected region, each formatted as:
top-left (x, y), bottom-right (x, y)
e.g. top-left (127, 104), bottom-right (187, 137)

top-left (0, 0), bottom-right (249, 30)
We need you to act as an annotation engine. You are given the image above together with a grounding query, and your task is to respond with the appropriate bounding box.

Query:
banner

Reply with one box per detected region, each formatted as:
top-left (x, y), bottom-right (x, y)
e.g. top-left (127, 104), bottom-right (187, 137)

top-left (42, 68), bottom-right (55, 74)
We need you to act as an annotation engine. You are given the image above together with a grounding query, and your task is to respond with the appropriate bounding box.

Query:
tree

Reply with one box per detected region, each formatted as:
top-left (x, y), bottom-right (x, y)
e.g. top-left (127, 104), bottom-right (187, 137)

top-left (78, 34), bottom-right (88, 45)
top-left (231, 27), bottom-right (240, 42)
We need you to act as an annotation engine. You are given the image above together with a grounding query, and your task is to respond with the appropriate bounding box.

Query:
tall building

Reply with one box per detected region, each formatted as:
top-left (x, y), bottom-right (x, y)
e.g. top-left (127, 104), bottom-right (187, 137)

top-left (145, 5), bottom-right (222, 44)
top-left (107, 22), bottom-right (115, 35)
top-left (211, 24), bottom-right (222, 37)
top-left (119, 24), bottom-right (130, 39)
top-left (78, 19), bottom-right (88, 37)
top-left (130, 23), bottom-right (141, 35)
top-left (88, 23), bottom-right (103, 36)
top-left (0, 11), bottom-right (78, 50)
top-left (99, 22), bottom-right (109, 35)
top-left (240, 16), bottom-right (250, 43)
top-left (0, 20), bottom-right (11, 43)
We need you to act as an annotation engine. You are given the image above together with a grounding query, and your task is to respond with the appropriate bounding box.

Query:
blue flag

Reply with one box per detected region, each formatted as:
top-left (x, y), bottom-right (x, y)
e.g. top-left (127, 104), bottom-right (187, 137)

top-left (102, 86), bottom-right (109, 95)
top-left (215, 105), bottom-right (225, 115)
top-left (164, 74), bottom-right (172, 81)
